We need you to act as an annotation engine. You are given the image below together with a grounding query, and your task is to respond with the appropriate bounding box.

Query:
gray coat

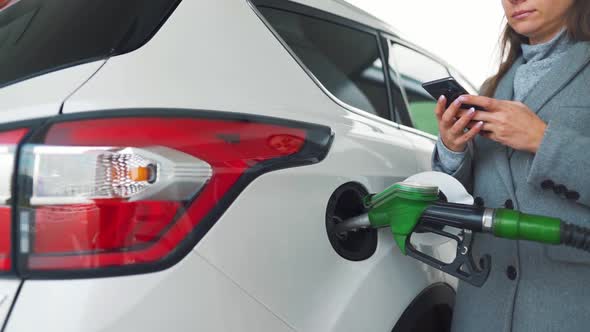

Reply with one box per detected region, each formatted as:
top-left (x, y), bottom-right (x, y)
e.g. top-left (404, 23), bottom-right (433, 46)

top-left (432, 41), bottom-right (590, 332)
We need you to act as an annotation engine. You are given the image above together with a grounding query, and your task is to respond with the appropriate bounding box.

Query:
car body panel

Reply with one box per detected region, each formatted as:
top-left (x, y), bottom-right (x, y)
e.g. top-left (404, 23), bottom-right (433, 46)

top-left (0, 280), bottom-right (20, 329)
top-left (61, 0), bottom-right (342, 126)
top-left (5, 252), bottom-right (295, 332)
top-left (400, 124), bottom-right (438, 172)
top-left (0, 60), bottom-right (105, 123)
top-left (196, 162), bottom-right (443, 331)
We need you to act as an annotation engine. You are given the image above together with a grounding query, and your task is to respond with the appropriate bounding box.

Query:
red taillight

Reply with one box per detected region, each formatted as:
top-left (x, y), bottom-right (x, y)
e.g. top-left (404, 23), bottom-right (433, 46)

top-left (15, 114), bottom-right (331, 276)
top-left (0, 0), bottom-right (17, 10)
top-left (0, 128), bottom-right (29, 271)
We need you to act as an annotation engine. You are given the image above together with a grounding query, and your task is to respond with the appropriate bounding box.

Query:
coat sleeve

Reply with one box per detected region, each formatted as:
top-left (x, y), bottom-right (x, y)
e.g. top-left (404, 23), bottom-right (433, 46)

top-left (432, 138), bottom-right (474, 192)
top-left (527, 117), bottom-right (590, 207)
top-left (430, 81), bottom-right (488, 193)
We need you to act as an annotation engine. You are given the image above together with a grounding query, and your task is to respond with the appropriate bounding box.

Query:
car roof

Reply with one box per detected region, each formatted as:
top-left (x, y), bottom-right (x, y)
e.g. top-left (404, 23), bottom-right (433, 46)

top-left (287, 0), bottom-right (400, 37)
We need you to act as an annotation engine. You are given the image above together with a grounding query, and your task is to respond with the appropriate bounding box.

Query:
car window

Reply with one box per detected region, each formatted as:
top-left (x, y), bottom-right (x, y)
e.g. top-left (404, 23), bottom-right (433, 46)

top-left (259, 7), bottom-right (391, 120)
top-left (0, 0), bottom-right (180, 89)
top-left (389, 43), bottom-right (450, 135)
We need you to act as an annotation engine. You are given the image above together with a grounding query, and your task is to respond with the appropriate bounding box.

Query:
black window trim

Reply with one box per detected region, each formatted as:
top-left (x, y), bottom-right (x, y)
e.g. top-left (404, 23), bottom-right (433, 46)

top-left (380, 33), bottom-right (413, 128)
top-left (248, 0), bottom-right (401, 127)
top-left (251, 0), bottom-right (387, 37)
top-left (378, 34), bottom-right (398, 123)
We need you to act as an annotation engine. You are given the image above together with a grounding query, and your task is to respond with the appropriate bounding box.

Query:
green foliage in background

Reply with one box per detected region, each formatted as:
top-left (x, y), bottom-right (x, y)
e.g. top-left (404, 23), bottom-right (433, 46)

top-left (408, 101), bottom-right (438, 136)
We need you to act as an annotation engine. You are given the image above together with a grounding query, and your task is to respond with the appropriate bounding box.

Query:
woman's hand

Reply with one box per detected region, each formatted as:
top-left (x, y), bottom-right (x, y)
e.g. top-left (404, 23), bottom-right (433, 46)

top-left (434, 95), bottom-right (483, 152)
top-left (457, 95), bottom-right (547, 153)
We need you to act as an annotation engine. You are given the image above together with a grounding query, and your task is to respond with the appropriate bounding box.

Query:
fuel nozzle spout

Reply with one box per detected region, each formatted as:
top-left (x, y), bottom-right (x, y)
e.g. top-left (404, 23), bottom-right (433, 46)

top-left (332, 213), bottom-right (372, 238)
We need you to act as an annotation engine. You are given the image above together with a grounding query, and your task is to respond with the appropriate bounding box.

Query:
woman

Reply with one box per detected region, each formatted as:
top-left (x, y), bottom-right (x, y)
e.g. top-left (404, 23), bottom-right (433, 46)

top-left (432, 0), bottom-right (590, 331)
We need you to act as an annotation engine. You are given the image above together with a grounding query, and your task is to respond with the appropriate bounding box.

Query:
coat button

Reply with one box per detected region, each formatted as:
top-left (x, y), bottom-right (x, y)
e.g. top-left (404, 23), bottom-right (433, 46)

top-left (506, 265), bottom-right (517, 280)
top-left (565, 191), bottom-right (581, 201)
top-left (554, 184), bottom-right (567, 195)
top-left (504, 199), bottom-right (514, 209)
top-left (474, 197), bottom-right (485, 207)
top-left (541, 180), bottom-right (554, 190)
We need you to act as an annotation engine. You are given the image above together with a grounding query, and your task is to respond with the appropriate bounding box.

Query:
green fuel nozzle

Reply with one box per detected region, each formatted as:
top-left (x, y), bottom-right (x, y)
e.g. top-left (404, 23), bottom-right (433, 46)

top-left (335, 181), bottom-right (590, 287)
top-left (364, 182), bottom-right (440, 255)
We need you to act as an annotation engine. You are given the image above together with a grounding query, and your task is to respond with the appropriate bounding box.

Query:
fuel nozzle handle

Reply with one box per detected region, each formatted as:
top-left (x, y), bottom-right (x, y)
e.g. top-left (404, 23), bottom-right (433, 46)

top-left (410, 201), bottom-right (590, 287)
top-left (420, 202), bottom-right (590, 252)
top-left (419, 202), bottom-right (487, 232)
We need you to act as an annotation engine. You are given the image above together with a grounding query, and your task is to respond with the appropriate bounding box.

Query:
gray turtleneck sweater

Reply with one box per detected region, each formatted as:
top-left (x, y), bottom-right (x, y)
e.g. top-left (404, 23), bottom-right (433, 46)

top-left (435, 29), bottom-right (575, 173)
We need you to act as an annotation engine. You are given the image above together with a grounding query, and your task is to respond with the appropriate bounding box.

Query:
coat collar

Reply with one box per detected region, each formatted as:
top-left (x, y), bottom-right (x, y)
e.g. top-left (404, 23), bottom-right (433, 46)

top-left (523, 41), bottom-right (590, 114)
top-left (493, 57), bottom-right (523, 101)
top-left (489, 42), bottom-right (590, 200)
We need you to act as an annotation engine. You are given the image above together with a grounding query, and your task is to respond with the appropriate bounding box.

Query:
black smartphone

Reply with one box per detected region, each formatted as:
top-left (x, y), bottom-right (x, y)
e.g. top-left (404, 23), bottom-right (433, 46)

top-left (421, 77), bottom-right (480, 110)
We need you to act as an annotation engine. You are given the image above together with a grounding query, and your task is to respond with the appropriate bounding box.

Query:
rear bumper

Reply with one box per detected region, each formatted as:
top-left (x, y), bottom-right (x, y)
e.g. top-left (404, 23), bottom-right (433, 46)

top-left (3, 252), bottom-right (293, 332)
top-left (0, 279), bottom-right (21, 331)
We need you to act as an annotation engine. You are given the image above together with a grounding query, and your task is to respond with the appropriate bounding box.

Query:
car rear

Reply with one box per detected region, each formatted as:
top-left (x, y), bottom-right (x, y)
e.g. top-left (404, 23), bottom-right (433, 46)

top-left (0, 0), bottom-right (452, 331)
top-left (0, 1), bottom-right (336, 331)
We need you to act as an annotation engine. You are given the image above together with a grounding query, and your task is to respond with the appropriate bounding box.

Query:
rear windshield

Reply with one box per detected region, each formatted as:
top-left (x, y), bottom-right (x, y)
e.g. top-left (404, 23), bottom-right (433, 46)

top-left (0, 0), bottom-right (180, 88)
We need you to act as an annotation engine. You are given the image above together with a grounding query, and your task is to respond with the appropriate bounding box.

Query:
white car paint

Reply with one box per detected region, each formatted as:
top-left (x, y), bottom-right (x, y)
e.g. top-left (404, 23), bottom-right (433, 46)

top-left (0, 280), bottom-right (20, 328)
top-left (7, 252), bottom-right (296, 332)
top-left (0, 60), bottom-right (104, 123)
top-left (1, 0), bottom-right (458, 331)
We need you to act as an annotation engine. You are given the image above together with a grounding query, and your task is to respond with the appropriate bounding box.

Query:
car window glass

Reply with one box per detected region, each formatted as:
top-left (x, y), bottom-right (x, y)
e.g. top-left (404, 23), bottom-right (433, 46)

top-left (0, 0), bottom-right (180, 89)
top-left (389, 43), bottom-right (450, 135)
top-left (259, 7), bottom-right (391, 120)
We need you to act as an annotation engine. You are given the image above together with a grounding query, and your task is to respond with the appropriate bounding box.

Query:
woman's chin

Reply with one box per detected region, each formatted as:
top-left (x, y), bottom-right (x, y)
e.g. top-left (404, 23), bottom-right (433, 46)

top-left (509, 23), bottom-right (542, 40)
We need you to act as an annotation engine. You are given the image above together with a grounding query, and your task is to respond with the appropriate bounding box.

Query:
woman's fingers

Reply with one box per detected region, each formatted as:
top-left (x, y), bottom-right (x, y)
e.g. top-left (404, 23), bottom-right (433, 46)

top-left (434, 95), bottom-right (445, 121)
top-left (458, 95), bottom-right (499, 111)
top-left (457, 109), bottom-right (495, 123)
top-left (441, 96), bottom-right (464, 125)
top-left (481, 131), bottom-right (495, 141)
top-left (480, 122), bottom-right (496, 132)
top-left (465, 121), bottom-right (480, 129)
top-left (450, 107), bottom-right (475, 134)
top-left (457, 121), bottom-right (483, 145)
top-left (435, 95), bottom-right (492, 152)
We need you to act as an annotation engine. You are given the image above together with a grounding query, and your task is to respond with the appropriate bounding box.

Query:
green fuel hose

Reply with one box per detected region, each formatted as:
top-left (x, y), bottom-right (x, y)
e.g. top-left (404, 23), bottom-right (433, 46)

top-left (420, 203), bottom-right (590, 251)
top-left (492, 208), bottom-right (590, 251)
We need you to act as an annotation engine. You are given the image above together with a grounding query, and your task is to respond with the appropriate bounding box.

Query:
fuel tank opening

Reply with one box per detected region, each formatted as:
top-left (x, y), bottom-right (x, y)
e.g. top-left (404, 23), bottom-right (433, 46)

top-left (325, 182), bottom-right (377, 261)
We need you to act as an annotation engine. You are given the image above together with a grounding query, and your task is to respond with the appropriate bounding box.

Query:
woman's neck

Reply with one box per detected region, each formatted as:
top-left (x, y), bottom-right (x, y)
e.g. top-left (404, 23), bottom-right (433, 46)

top-left (521, 28), bottom-right (571, 63)
top-left (529, 24), bottom-right (567, 45)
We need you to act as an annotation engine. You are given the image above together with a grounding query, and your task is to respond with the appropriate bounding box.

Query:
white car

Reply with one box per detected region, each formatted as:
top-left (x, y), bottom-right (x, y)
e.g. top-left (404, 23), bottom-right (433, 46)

top-left (0, 0), bottom-right (476, 331)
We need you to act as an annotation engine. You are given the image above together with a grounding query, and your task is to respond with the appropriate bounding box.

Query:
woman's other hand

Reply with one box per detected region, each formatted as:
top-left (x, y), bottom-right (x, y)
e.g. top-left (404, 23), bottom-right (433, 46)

top-left (434, 95), bottom-right (483, 152)
top-left (457, 95), bottom-right (547, 153)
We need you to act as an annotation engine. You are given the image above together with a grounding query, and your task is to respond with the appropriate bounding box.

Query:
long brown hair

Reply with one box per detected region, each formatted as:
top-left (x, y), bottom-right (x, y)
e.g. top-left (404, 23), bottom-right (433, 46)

top-left (482, 0), bottom-right (590, 97)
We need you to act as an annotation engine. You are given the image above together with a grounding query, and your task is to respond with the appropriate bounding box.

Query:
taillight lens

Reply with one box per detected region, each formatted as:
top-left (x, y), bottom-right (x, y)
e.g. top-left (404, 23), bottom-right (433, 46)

top-left (0, 0), bottom-right (10, 10)
top-left (15, 114), bottom-right (331, 276)
top-left (0, 128), bottom-right (29, 271)
top-left (0, 0), bottom-right (18, 10)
